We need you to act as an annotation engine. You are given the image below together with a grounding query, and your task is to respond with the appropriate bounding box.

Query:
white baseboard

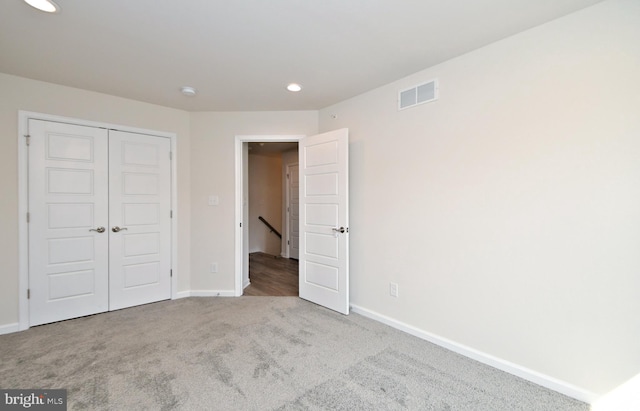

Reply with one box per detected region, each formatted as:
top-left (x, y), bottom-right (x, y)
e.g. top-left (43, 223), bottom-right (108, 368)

top-left (0, 322), bottom-right (20, 335)
top-left (350, 304), bottom-right (598, 405)
top-left (189, 290), bottom-right (236, 297)
top-left (243, 280), bottom-right (251, 289)
top-left (174, 290), bottom-right (192, 299)
top-left (174, 290), bottom-right (236, 298)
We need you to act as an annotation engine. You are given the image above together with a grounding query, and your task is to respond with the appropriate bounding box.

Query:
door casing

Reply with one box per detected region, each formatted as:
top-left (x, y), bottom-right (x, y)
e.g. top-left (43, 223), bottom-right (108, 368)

top-left (17, 111), bottom-right (179, 331)
top-left (234, 135), bottom-right (304, 295)
top-left (285, 162), bottom-right (300, 259)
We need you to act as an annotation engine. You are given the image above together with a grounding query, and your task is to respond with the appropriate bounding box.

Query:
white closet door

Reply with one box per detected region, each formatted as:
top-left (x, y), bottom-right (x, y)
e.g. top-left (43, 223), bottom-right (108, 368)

top-left (108, 130), bottom-right (172, 310)
top-left (28, 120), bottom-right (110, 326)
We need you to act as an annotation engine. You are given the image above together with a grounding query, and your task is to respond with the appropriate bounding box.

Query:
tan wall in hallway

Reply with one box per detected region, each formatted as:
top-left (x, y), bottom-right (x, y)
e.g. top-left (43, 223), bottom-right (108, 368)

top-left (248, 153), bottom-right (283, 255)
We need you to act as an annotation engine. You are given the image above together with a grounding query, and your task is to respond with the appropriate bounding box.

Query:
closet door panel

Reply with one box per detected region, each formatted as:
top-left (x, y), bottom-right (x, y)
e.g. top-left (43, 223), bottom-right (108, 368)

top-left (108, 130), bottom-right (172, 310)
top-left (28, 120), bottom-right (109, 326)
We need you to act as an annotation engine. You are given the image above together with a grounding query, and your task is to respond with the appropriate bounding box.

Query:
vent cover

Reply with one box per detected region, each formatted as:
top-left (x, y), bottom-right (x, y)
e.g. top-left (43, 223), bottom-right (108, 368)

top-left (398, 79), bottom-right (438, 110)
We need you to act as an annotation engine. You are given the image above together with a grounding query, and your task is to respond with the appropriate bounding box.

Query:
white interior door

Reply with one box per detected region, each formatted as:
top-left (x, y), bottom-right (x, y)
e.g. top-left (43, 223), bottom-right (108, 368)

top-left (28, 120), bottom-right (172, 325)
top-left (108, 130), bottom-right (172, 310)
top-left (28, 120), bottom-right (110, 326)
top-left (299, 128), bottom-right (349, 314)
top-left (288, 163), bottom-right (300, 259)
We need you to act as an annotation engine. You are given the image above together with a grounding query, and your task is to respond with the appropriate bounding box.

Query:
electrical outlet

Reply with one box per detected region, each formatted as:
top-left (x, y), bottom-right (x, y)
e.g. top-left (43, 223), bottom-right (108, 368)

top-left (210, 263), bottom-right (218, 273)
top-left (389, 282), bottom-right (399, 297)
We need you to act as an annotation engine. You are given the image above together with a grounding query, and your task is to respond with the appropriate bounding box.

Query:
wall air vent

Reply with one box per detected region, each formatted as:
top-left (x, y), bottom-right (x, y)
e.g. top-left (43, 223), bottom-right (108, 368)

top-left (398, 79), bottom-right (438, 110)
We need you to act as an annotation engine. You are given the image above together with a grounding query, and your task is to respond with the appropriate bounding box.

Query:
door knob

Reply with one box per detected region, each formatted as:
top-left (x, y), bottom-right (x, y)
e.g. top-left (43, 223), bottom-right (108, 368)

top-left (332, 227), bottom-right (346, 233)
top-left (112, 226), bottom-right (128, 233)
top-left (89, 227), bottom-right (106, 233)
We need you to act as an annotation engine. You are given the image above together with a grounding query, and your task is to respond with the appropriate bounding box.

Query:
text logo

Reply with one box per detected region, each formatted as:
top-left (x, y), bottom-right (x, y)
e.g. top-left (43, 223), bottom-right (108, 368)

top-left (0, 390), bottom-right (66, 410)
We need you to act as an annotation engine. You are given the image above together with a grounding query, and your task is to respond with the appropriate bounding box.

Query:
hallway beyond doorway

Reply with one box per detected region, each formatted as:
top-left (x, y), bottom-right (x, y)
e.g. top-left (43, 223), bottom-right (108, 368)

top-left (244, 252), bottom-right (298, 296)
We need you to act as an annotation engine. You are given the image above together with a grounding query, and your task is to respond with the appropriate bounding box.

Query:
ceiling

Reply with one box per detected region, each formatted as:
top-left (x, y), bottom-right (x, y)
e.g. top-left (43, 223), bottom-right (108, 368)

top-left (0, 0), bottom-right (603, 112)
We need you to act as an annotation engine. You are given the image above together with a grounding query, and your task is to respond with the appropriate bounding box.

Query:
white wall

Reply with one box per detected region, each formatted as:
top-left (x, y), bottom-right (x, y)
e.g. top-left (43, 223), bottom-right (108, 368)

top-left (0, 73), bottom-right (191, 328)
top-left (189, 111), bottom-right (317, 293)
top-left (319, 0), bottom-right (640, 397)
top-left (248, 153), bottom-right (283, 255)
top-left (593, 372), bottom-right (640, 411)
top-left (3, 0), bottom-right (638, 401)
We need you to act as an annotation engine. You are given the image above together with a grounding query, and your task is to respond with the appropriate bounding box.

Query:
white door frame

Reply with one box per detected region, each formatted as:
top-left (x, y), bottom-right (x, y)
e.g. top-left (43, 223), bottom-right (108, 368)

top-left (17, 111), bottom-right (179, 331)
top-left (234, 134), bottom-right (304, 296)
top-left (284, 162), bottom-right (299, 259)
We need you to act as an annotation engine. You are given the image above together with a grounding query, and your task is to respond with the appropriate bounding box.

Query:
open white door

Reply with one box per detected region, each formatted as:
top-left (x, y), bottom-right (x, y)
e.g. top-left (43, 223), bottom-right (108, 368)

top-left (299, 128), bottom-right (349, 314)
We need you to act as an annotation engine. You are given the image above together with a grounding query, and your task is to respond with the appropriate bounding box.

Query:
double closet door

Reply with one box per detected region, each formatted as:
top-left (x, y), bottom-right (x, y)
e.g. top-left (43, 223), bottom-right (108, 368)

top-left (28, 119), bottom-right (172, 326)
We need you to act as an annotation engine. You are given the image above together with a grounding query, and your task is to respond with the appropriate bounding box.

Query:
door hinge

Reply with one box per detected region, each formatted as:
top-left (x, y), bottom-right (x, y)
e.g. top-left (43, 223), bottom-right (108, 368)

top-left (26, 212), bottom-right (30, 223)
top-left (170, 210), bottom-right (173, 218)
top-left (27, 289), bottom-right (30, 299)
top-left (287, 173), bottom-right (289, 179)
top-left (170, 269), bottom-right (173, 278)
top-left (240, 222), bottom-right (242, 228)
top-left (169, 151), bottom-right (172, 160)
top-left (287, 240), bottom-right (290, 245)
top-left (25, 135), bottom-right (31, 146)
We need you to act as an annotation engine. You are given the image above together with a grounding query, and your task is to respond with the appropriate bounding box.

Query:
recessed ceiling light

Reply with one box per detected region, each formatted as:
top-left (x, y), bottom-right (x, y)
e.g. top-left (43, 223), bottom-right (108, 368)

top-left (180, 86), bottom-right (197, 97)
top-left (24, 0), bottom-right (60, 13)
top-left (287, 83), bottom-right (302, 92)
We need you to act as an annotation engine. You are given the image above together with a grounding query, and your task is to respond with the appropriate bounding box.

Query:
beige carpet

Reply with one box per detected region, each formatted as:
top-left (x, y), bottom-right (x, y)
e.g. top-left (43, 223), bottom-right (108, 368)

top-left (0, 297), bottom-right (589, 410)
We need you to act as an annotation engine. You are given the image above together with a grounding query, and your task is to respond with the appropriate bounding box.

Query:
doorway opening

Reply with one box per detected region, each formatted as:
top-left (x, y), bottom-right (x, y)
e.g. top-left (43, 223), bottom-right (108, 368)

top-left (235, 129), bottom-right (350, 314)
top-left (234, 135), bottom-right (304, 297)
top-left (244, 141), bottom-right (299, 296)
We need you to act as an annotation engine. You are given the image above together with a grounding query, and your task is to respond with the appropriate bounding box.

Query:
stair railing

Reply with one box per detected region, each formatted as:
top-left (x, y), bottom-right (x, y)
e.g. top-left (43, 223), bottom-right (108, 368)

top-left (258, 216), bottom-right (282, 239)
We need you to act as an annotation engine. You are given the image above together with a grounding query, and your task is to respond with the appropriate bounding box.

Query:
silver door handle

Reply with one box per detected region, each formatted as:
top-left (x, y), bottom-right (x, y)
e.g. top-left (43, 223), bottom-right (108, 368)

top-left (112, 226), bottom-right (128, 233)
top-left (332, 227), bottom-right (346, 233)
top-left (89, 226), bottom-right (106, 233)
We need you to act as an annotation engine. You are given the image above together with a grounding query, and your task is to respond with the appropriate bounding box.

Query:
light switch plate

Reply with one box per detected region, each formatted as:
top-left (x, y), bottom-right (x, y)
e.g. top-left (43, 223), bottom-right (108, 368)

top-left (389, 282), bottom-right (399, 297)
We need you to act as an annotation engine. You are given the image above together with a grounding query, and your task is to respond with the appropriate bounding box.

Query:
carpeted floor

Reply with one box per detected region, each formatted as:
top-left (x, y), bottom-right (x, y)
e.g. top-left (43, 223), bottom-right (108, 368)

top-left (0, 297), bottom-right (589, 410)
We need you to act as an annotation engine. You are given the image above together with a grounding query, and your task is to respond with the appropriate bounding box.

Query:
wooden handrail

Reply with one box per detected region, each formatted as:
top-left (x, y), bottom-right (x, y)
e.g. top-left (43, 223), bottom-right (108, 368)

top-left (258, 216), bottom-right (282, 239)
